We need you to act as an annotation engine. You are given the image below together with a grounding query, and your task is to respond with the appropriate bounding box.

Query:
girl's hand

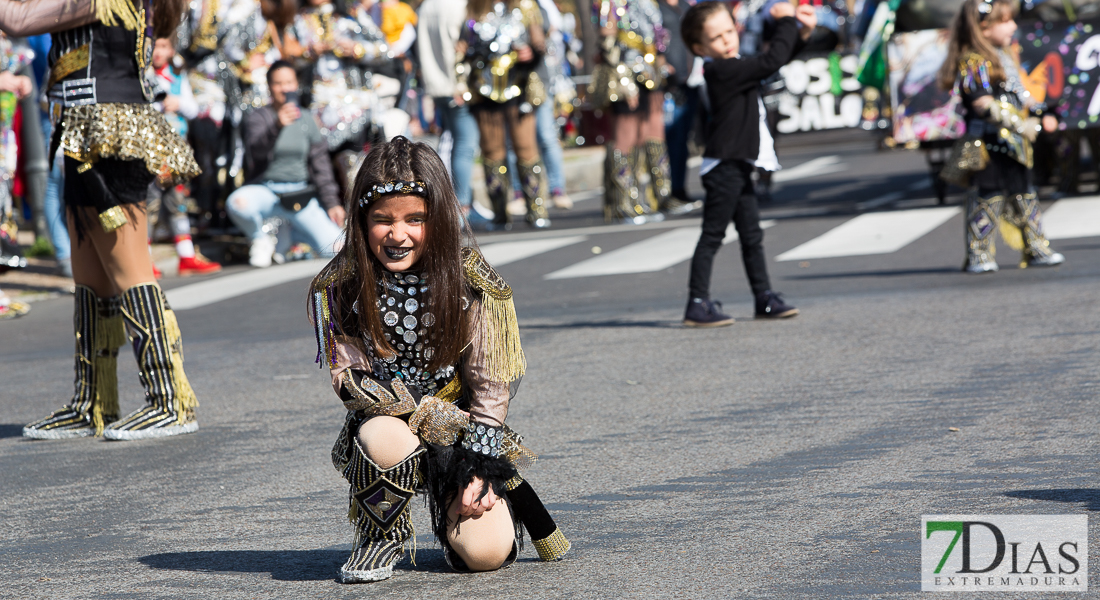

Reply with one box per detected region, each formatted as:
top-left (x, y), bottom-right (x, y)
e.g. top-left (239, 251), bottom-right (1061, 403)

top-left (458, 476), bottom-right (497, 517)
top-left (515, 44), bottom-right (533, 62)
top-left (1042, 114), bottom-right (1057, 133)
top-left (0, 72), bottom-right (31, 98)
top-left (795, 4), bottom-right (817, 38)
top-left (972, 95), bottom-right (993, 112)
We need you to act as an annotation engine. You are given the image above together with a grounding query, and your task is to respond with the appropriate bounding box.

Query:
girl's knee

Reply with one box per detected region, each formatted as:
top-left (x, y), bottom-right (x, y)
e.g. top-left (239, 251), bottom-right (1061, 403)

top-left (446, 500), bottom-right (516, 572)
top-left (357, 416), bottom-right (420, 469)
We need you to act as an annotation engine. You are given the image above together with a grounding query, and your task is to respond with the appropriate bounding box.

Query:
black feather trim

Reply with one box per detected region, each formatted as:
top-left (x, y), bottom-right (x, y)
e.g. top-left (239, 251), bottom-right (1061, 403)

top-left (424, 443), bottom-right (524, 552)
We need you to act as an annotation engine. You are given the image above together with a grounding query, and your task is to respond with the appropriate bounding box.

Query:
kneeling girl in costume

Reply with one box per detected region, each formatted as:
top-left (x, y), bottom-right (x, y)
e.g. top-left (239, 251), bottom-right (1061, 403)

top-left (309, 136), bottom-right (568, 583)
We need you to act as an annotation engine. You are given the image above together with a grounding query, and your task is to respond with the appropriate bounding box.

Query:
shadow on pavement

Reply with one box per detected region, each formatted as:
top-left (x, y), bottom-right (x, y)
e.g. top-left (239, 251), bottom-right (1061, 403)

top-left (139, 549), bottom-right (347, 581)
top-left (0, 424), bottom-right (25, 439)
top-left (1004, 489), bottom-right (1100, 511)
top-left (521, 320), bottom-right (679, 330)
top-left (783, 267), bottom-right (959, 280)
top-left (139, 548), bottom-right (456, 581)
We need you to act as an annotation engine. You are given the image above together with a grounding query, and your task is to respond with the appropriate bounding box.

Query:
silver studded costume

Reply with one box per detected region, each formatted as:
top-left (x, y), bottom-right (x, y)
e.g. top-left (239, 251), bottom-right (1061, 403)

top-left (589, 0), bottom-right (672, 222)
top-left (310, 247), bottom-right (568, 582)
top-left (459, 0), bottom-right (552, 228)
top-left (177, 0), bottom-right (264, 126)
top-left (942, 51), bottom-right (1063, 272)
top-left (292, 4), bottom-right (389, 150)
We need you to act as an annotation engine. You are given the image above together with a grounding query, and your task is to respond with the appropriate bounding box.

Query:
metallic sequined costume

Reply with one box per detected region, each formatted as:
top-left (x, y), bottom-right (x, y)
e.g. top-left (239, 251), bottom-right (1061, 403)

top-left (942, 51), bottom-right (1064, 273)
top-left (13, 0), bottom-right (203, 440)
top-left (178, 0), bottom-right (264, 125)
top-left (310, 247), bottom-right (568, 582)
top-left (589, 0), bottom-right (673, 223)
top-left (460, 0), bottom-right (552, 228)
top-left (293, 3), bottom-right (390, 150)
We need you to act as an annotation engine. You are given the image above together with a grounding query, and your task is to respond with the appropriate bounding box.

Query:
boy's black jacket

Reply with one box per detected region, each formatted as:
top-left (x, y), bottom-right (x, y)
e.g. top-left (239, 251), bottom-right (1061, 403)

top-left (702, 16), bottom-right (805, 163)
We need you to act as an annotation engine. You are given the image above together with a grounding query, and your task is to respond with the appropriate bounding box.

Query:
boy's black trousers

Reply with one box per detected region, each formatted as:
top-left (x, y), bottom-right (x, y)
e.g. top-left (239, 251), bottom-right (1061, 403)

top-left (688, 160), bottom-right (771, 300)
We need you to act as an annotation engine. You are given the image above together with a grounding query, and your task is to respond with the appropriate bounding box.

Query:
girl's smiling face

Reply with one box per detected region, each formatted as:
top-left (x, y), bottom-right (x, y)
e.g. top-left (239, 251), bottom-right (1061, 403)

top-left (366, 194), bottom-right (428, 271)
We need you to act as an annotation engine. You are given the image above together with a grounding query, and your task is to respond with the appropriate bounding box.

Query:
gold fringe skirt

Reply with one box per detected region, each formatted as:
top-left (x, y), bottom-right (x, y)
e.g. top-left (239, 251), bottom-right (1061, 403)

top-left (59, 103), bottom-right (201, 186)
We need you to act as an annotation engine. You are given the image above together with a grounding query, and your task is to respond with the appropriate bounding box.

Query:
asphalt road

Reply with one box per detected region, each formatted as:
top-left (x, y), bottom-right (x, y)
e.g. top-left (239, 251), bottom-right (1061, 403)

top-left (2, 131), bottom-right (1099, 599)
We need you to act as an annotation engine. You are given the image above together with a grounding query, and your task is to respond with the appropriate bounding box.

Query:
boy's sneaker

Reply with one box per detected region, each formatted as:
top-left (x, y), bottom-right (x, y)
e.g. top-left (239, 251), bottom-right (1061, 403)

top-left (683, 297), bottom-right (734, 328)
top-left (755, 291), bottom-right (799, 319)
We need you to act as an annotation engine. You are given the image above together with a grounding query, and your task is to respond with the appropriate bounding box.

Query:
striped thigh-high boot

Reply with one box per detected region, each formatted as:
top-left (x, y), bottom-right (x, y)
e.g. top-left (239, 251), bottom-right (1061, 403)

top-left (603, 144), bottom-right (642, 224)
top-left (24, 285), bottom-right (125, 438)
top-left (517, 159), bottom-right (551, 228)
top-left (340, 443), bottom-right (424, 583)
top-left (483, 159), bottom-right (512, 228)
top-left (1009, 191), bottom-right (1065, 267)
top-left (104, 283), bottom-right (198, 440)
top-left (963, 191), bottom-right (1003, 273)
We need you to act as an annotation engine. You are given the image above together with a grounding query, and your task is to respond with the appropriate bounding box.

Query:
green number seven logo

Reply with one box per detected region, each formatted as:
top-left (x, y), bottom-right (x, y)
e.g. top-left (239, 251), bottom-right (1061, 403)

top-left (926, 521), bottom-right (964, 574)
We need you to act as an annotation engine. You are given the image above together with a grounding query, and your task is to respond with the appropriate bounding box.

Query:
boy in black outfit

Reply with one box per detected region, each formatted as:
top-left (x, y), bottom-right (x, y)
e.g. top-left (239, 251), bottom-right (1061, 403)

top-left (680, 1), bottom-right (814, 327)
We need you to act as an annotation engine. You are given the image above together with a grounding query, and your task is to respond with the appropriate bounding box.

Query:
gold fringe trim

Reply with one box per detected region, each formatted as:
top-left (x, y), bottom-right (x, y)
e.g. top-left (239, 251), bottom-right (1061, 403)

top-left (998, 220), bottom-right (1025, 251)
top-left (462, 248), bottom-right (526, 383)
top-left (93, 0), bottom-right (143, 32)
top-left (60, 103), bottom-right (202, 187)
top-left (163, 307), bottom-right (200, 422)
top-left (91, 313), bottom-right (126, 435)
top-left (532, 527), bottom-right (570, 561)
top-left (478, 293), bottom-right (526, 383)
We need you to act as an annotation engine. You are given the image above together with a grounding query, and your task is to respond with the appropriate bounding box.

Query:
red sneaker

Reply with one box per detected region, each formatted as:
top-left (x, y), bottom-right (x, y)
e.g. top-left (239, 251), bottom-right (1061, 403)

top-left (178, 255), bottom-right (222, 276)
top-left (152, 263), bottom-right (163, 279)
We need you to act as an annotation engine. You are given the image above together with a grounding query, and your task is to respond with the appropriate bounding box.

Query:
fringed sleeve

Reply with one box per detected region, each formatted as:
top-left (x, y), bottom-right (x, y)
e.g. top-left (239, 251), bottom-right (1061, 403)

top-left (461, 247), bottom-right (526, 383)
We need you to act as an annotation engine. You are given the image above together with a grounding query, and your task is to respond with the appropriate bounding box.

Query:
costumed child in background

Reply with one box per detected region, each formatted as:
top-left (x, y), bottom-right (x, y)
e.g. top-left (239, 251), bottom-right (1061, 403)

top-left (149, 37), bottom-right (223, 277)
top-left (679, 0), bottom-right (812, 327)
top-left (938, 0), bottom-right (1064, 273)
top-left (309, 136), bottom-right (568, 583)
top-left (460, 0), bottom-right (553, 230)
top-left (589, 0), bottom-right (686, 224)
top-left (8, 0), bottom-right (204, 440)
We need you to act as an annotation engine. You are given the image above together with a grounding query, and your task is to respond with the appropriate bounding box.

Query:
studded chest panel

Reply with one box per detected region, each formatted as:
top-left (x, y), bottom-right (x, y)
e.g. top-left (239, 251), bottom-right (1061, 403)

top-left (358, 272), bottom-right (453, 395)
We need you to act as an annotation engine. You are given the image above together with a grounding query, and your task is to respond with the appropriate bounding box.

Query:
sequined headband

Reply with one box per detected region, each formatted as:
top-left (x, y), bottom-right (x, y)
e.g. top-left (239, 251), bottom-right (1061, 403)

top-left (359, 180), bottom-right (428, 206)
top-left (976, 0), bottom-right (994, 19)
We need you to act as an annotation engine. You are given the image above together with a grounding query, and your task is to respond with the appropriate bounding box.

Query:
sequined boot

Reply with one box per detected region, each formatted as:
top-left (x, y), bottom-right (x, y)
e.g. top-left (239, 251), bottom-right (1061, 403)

top-left (517, 160), bottom-right (551, 228)
top-left (103, 283), bottom-right (198, 440)
top-left (963, 192), bottom-right (1003, 273)
top-left (1010, 192), bottom-right (1065, 267)
top-left (645, 139), bottom-right (695, 215)
top-left (483, 159), bottom-right (512, 229)
top-left (340, 443), bottom-right (424, 583)
top-left (604, 145), bottom-right (646, 224)
top-left (24, 286), bottom-right (125, 438)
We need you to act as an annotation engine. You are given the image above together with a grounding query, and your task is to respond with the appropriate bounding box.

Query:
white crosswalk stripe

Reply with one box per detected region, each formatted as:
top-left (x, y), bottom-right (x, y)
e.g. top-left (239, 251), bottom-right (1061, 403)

top-left (545, 221), bottom-right (776, 279)
top-left (776, 207), bottom-right (960, 262)
top-left (479, 236), bottom-right (588, 267)
top-left (164, 198), bottom-right (1100, 310)
top-left (167, 259), bottom-right (328, 310)
top-left (1042, 196), bottom-right (1100, 240)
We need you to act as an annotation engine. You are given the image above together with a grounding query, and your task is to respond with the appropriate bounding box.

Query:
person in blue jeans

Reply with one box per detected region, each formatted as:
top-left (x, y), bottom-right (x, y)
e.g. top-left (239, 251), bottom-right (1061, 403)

top-left (416, 0), bottom-right (487, 224)
top-left (227, 61), bottom-right (345, 267)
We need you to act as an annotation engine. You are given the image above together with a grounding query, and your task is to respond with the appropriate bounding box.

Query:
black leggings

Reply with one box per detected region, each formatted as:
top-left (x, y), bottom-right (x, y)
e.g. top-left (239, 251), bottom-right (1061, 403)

top-left (688, 160), bottom-right (771, 299)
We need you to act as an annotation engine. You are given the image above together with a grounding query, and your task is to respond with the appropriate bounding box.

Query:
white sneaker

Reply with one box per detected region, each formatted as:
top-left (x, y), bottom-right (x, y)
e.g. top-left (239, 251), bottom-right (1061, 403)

top-left (552, 193), bottom-right (574, 209)
top-left (507, 198), bottom-right (527, 216)
top-left (249, 235), bottom-right (276, 268)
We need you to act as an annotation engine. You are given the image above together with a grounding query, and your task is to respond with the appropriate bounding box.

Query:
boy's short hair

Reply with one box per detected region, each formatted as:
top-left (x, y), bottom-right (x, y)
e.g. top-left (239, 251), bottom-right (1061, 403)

top-left (681, 1), bottom-right (735, 55)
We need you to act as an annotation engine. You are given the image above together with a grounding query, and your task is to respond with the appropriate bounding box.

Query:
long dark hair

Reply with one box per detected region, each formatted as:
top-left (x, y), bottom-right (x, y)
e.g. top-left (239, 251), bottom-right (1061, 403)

top-left (333, 136), bottom-right (473, 371)
top-left (938, 0), bottom-right (1017, 90)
